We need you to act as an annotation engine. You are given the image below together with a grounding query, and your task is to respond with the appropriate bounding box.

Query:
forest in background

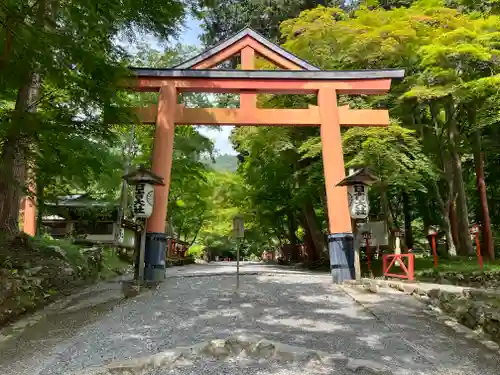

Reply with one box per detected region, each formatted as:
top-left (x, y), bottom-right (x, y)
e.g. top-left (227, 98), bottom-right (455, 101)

top-left (1, 0), bottom-right (500, 263)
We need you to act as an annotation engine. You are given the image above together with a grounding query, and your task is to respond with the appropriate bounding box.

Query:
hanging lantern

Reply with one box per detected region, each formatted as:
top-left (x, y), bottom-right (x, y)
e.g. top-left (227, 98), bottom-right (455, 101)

top-left (347, 184), bottom-right (369, 219)
top-left (337, 168), bottom-right (378, 220)
top-left (123, 165), bottom-right (164, 219)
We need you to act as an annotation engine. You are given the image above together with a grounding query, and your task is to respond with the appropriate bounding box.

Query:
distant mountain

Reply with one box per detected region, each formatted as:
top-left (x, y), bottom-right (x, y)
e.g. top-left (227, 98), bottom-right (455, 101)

top-left (203, 154), bottom-right (238, 172)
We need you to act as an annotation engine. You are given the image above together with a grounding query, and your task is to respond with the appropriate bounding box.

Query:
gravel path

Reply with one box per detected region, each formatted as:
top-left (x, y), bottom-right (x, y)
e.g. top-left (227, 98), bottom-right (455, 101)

top-left (0, 263), bottom-right (499, 375)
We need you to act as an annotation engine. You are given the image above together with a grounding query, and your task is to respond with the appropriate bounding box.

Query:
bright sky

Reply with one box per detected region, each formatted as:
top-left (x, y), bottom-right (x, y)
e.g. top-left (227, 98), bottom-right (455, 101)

top-left (143, 15), bottom-right (237, 156)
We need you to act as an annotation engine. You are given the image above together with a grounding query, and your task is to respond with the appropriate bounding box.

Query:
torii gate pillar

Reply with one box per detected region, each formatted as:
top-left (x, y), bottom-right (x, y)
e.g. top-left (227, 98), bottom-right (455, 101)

top-left (319, 89), bottom-right (354, 281)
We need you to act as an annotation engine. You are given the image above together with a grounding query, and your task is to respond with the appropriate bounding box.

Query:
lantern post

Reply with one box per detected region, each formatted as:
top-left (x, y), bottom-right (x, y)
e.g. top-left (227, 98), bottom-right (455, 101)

top-left (232, 215), bottom-right (244, 290)
top-left (336, 168), bottom-right (378, 281)
top-left (470, 224), bottom-right (483, 270)
top-left (362, 230), bottom-right (372, 275)
top-left (428, 226), bottom-right (439, 268)
top-left (123, 166), bottom-right (164, 284)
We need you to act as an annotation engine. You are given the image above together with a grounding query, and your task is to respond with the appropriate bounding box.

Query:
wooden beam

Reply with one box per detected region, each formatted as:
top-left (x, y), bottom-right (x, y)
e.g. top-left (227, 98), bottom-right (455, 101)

top-left (190, 36), bottom-right (304, 70)
top-left (244, 37), bottom-right (303, 70)
top-left (135, 78), bottom-right (392, 95)
top-left (177, 106), bottom-right (319, 125)
top-left (135, 104), bottom-right (389, 127)
top-left (192, 38), bottom-right (247, 69)
top-left (240, 46), bottom-right (257, 110)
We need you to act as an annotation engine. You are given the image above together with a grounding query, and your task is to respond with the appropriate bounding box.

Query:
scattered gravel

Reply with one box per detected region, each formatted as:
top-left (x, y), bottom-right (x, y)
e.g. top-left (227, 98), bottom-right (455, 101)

top-left (1, 264), bottom-right (500, 375)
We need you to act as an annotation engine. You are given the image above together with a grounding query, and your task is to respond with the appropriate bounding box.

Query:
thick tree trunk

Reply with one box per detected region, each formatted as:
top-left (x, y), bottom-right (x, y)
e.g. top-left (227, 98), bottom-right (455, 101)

top-left (301, 201), bottom-right (326, 260)
top-left (0, 136), bottom-right (27, 234)
top-left (445, 97), bottom-right (473, 255)
top-left (449, 200), bottom-right (459, 250)
top-left (0, 72), bottom-right (40, 235)
top-left (379, 184), bottom-right (394, 250)
top-left (286, 211), bottom-right (299, 261)
top-left (432, 178), bottom-right (457, 257)
top-left (287, 212), bottom-right (298, 246)
top-left (402, 192), bottom-right (413, 249)
top-left (302, 225), bottom-right (316, 262)
top-left (36, 182), bottom-right (44, 236)
top-left (320, 190), bottom-right (330, 231)
top-left (472, 128), bottom-right (495, 260)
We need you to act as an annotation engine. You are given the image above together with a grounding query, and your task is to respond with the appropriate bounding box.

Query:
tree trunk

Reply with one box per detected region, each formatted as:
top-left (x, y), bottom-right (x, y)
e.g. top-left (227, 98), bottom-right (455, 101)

top-left (402, 192), bottom-right (413, 249)
top-left (287, 211), bottom-right (299, 261)
top-left (472, 128), bottom-right (495, 260)
top-left (0, 72), bottom-right (41, 235)
top-left (449, 200), bottom-right (459, 250)
top-left (36, 182), bottom-right (45, 236)
top-left (301, 201), bottom-right (326, 260)
top-left (188, 222), bottom-right (203, 247)
top-left (320, 189), bottom-right (329, 231)
top-left (445, 97), bottom-right (473, 255)
top-left (431, 178), bottom-right (457, 257)
top-left (302, 225), bottom-right (316, 262)
top-left (379, 184), bottom-right (394, 250)
top-left (287, 212), bottom-right (297, 245)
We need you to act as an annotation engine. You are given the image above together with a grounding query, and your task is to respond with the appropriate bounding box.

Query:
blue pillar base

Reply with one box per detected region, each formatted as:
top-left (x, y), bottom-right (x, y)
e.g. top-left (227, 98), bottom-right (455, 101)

top-left (144, 232), bottom-right (167, 282)
top-left (328, 233), bottom-right (355, 284)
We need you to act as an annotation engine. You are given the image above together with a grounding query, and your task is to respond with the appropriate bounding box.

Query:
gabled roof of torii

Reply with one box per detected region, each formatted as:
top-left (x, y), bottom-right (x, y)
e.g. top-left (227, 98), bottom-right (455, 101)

top-left (172, 27), bottom-right (319, 71)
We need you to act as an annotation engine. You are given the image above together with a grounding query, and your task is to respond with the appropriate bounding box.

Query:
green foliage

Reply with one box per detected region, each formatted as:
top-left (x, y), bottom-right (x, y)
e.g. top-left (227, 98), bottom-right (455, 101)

top-left (187, 244), bottom-right (205, 259)
top-left (203, 154), bottom-right (238, 172)
top-left (343, 124), bottom-right (437, 192)
top-left (196, 0), bottom-right (347, 45)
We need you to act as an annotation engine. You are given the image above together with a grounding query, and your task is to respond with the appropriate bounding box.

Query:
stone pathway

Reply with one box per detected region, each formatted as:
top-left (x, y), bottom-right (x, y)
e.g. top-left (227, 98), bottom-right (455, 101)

top-left (0, 263), bottom-right (499, 375)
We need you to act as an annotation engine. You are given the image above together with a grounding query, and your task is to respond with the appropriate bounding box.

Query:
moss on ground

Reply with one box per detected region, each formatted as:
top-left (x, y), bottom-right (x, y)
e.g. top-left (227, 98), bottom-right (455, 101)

top-left (0, 233), bottom-right (130, 327)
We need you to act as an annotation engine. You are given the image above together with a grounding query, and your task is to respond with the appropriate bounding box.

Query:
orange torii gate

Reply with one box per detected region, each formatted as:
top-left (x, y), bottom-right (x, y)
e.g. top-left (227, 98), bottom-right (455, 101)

top-left (22, 28), bottom-right (403, 282)
top-left (130, 28), bottom-right (404, 282)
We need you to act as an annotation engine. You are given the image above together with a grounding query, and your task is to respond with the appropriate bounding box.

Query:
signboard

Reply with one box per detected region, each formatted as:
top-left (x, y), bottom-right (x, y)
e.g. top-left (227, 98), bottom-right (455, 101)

top-left (347, 184), bottom-right (369, 219)
top-left (232, 216), bottom-right (244, 238)
top-left (362, 231), bottom-right (372, 240)
top-left (133, 182), bottom-right (154, 218)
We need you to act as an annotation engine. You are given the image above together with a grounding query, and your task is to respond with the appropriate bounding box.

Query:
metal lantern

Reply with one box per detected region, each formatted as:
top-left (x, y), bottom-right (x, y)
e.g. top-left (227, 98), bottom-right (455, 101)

top-left (392, 228), bottom-right (404, 238)
top-left (427, 226), bottom-right (438, 237)
top-left (337, 168), bottom-right (378, 220)
top-left (469, 223), bottom-right (480, 235)
top-left (123, 166), bottom-right (164, 219)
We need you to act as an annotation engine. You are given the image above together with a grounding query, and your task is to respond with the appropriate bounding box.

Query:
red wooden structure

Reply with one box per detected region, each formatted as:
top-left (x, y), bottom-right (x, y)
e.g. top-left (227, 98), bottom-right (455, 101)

top-left (134, 28), bottom-right (402, 241)
top-left (382, 253), bottom-right (415, 281)
top-left (21, 28), bottom-right (403, 282)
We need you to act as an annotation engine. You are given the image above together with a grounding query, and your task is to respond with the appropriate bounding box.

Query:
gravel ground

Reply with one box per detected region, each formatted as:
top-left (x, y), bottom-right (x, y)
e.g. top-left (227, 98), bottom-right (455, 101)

top-left (137, 358), bottom-right (383, 375)
top-left (1, 264), bottom-right (499, 375)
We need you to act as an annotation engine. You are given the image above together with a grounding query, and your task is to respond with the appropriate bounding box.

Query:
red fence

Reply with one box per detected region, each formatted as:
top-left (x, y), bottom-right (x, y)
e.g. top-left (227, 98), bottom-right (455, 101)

top-left (382, 254), bottom-right (415, 281)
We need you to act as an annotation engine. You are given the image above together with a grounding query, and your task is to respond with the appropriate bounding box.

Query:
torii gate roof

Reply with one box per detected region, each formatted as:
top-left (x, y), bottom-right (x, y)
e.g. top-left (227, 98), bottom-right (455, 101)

top-left (130, 27), bottom-right (404, 87)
